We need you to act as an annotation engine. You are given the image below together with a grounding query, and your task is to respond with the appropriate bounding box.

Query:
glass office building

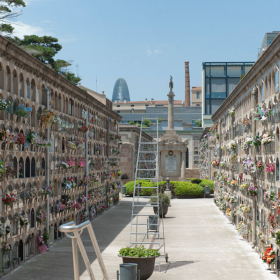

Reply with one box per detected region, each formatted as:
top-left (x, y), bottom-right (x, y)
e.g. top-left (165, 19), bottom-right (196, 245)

top-left (202, 62), bottom-right (255, 127)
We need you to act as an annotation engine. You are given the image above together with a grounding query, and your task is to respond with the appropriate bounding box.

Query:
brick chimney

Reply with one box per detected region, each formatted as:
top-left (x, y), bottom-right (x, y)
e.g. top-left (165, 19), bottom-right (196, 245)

top-left (185, 61), bottom-right (190, 106)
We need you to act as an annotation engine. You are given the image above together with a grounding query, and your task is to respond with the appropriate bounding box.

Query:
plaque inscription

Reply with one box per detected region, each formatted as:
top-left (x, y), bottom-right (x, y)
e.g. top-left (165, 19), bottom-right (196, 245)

top-left (165, 155), bottom-right (176, 172)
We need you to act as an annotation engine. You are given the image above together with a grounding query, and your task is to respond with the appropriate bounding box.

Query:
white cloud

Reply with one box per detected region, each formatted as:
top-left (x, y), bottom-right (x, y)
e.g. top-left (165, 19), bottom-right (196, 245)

top-left (146, 49), bottom-right (162, 56)
top-left (11, 21), bottom-right (53, 38)
top-left (59, 35), bottom-right (78, 43)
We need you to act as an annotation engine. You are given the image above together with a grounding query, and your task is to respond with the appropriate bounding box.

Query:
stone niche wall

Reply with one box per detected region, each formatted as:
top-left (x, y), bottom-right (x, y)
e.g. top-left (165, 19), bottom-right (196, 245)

top-left (0, 36), bottom-right (122, 275)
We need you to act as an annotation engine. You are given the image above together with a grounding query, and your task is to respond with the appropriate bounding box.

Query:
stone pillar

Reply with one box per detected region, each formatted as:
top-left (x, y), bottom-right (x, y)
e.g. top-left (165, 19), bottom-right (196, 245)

top-left (181, 151), bottom-right (186, 179)
top-left (167, 91), bottom-right (175, 131)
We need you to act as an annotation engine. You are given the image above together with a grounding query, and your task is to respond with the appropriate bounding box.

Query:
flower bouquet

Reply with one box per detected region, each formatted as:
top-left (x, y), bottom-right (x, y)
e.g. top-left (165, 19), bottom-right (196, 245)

top-left (5, 225), bottom-right (10, 234)
top-left (264, 191), bottom-right (275, 202)
top-left (211, 160), bottom-right (219, 167)
top-left (67, 141), bottom-right (77, 150)
top-left (66, 158), bottom-right (75, 169)
top-left (252, 135), bottom-right (261, 148)
top-left (117, 170), bottom-right (122, 176)
top-left (228, 107), bottom-right (235, 116)
top-left (36, 210), bottom-right (47, 224)
top-left (90, 206), bottom-right (96, 218)
top-left (19, 214), bottom-right (29, 227)
top-left (265, 163), bottom-right (275, 174)
top-left (36, 140), bottom-right (51, 147)
top-left (15, 101), bottom-right (32, 118)
top-left (248, 185), bottom-right (257, 196)
top-left (0, 160), bottom-right (6, 178)
top-left (1, 242), bottom-right (12, 254)
top-left (79, 126), bottom-right (88, 133)
top-left (253, 105), bottom-right (273, 121)
top-left (242, 154), bottom-right (256, 173)
top-left (38, 185), bottom-right (53, 196)
top-left (2, 193), bottom-right (16, 205)
top-left (230, 180), bottom-right (238, 187)
top-left (256, 161), bottom-right (264, 171)
top-left (78, 159), bottom-right (86, 168)
top-left (262, 133), bottom-right (273, 145)
top-left (15, 133), bottom-right (26, 145)
top-left (262, 246), bottom-right (275, 264)
top-left (240, 184), bottom-right (248, 191)
top-left (241, 137), bottom-right (253, 150)
top-left (41, 110), bottom-right (62, 129)
top-left (67, 177), bottom-right (76, 188)
top-left (0, 98), bottom-right (11, 111)
top-left (96, 146), bottom-right (103, 152)
top-left (25, 132), bottom-right (38, 147)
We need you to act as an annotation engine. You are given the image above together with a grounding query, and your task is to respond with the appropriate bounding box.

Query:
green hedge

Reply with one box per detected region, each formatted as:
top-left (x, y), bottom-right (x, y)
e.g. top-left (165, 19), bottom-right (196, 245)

top-left (125, 180), bottom-right (206, 197)
top-left (199, 179), bottom-right (214, 194)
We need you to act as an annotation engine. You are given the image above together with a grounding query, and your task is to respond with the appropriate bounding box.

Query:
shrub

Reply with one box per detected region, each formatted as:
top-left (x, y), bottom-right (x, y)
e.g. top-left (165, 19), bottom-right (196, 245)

top-left (119, 246), bottom-right (160, 257)
top-left (199, 179), bottom-right (214, 194)
top-left (125, 180), bottom-right (156, 196)
top-left (149, 193), bottom-right (170, 205)
top-left (173, 181), bottom-right (204, 197)
top-left (191, 179), bottom-right (202, 184)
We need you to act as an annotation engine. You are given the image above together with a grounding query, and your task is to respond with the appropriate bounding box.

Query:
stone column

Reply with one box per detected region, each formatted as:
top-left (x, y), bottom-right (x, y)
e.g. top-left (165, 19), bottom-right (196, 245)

top-left (181, 151), bottom-right (186, 179)
top-left (167, 91), bottom-right (175, 131)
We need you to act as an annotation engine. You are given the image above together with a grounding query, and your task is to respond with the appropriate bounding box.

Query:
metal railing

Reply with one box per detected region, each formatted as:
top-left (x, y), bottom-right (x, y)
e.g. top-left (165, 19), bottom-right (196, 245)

top-left (59, 220), bottom-right (109, 280)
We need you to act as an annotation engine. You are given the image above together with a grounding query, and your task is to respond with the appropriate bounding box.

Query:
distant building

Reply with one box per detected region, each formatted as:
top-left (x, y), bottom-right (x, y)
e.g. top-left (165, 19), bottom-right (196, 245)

top-left (259, 31), bottom-right (280, 57)
top-left (202, 62), bottom-right (255, 127)
top-left (191, 87), bottom-right (202, 107)
top-left (112, 78), bottom-right (130, 102)
top-left (113, 99), bottom-right (184, 114)
top-left (78, 84), bottom-right (113, 109)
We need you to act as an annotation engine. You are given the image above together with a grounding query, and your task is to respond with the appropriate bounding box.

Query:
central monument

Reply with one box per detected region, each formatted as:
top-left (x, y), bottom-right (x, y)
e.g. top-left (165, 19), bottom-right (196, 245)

top-left (159, 76), bottom-right (188, 181)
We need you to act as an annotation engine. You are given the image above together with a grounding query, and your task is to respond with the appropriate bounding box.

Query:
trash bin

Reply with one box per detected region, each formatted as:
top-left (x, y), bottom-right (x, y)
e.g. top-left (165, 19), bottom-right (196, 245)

top-left (204, 186), bottom-right (210, 198)
top-left (121, 186), bottom-right (126, 195)
top-left (117, 263), bottom-right (140, 280)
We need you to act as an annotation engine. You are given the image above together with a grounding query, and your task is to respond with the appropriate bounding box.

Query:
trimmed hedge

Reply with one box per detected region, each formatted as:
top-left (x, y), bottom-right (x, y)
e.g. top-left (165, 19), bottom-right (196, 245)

top-left (199, 179), bottom-right (214, 194)
top-left (125, 180), bottom-right (206, 197)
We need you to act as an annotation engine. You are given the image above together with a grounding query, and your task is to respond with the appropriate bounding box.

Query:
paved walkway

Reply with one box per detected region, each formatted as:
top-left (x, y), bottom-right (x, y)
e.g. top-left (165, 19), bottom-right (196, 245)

top-left (3, 198), bottom-right (278, 280)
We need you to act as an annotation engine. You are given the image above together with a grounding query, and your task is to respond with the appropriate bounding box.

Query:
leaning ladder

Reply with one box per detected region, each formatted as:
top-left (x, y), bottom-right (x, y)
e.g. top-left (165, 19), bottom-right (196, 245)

top-left (129, 117), bottom-right (167, 271)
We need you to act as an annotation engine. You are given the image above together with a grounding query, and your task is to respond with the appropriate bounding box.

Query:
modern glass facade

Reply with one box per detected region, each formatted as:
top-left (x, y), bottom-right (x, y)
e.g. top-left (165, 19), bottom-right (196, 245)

top-left (112, 78), bottom-right (131, 102)
top-left (203, 62), bottom-right (255, 115)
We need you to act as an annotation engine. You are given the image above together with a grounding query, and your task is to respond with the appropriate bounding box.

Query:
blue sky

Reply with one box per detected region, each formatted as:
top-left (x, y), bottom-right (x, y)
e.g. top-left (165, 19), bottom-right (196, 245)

top-left (11, 0), bottom-right (280, 101)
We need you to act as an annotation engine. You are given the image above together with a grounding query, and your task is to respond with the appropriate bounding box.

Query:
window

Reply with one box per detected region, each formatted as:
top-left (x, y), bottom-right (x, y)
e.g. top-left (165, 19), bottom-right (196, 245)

top-left (145, 104), bottom-right (149, 107)
top-left (117, 110), bottom-right (120, 113)
top-left (211, 79), bottom-right (226, 98)
top-left (275, 69), bottom-right (279, 93)
top-left (261, 83), bottom-right (265, 102)
top-left (117, 105), bottom-right (120, 107)
top-left (131, 105), bottom-right (134, 107)
top-left (197, 92), bottom-right (200, 99)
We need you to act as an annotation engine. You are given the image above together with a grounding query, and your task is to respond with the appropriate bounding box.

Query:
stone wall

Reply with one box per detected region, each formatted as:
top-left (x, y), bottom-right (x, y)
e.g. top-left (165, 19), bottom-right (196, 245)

top-left (0, 35), bottom-right (122, 275)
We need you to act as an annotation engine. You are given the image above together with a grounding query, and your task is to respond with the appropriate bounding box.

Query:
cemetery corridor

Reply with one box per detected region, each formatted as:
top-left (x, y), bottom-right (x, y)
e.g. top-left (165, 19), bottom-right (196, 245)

top-left (2, 198), bottom-right (278, 280)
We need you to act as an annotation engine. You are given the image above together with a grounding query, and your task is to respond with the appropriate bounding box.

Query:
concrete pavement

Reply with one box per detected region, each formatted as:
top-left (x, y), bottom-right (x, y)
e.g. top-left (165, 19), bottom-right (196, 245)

top-left (3, 198), bottom-right (278, 280)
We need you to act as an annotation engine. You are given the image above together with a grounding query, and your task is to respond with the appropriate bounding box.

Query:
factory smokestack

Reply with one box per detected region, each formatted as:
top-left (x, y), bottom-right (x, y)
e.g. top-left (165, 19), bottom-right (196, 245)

top-left (185, 61), bottom-right (190, 106)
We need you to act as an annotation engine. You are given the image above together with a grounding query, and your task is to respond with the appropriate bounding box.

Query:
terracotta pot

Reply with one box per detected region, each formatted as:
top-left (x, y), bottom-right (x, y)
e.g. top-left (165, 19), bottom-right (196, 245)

top-left (121, 256), bottom-right (157, 280)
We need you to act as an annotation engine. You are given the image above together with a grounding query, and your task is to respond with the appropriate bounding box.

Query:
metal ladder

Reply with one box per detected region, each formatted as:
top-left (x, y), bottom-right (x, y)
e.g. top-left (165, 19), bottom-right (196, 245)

top-left (59, 220), bottom-right (109, 280)
top-left (129, 117), bottom-right (167, 271)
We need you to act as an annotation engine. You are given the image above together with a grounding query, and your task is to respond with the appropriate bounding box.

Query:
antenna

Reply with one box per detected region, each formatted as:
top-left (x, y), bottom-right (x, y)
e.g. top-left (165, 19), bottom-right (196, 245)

top-left (96, 74), bottom-right (97, 92)
top-left (76, 65), bottom-right (79, 77)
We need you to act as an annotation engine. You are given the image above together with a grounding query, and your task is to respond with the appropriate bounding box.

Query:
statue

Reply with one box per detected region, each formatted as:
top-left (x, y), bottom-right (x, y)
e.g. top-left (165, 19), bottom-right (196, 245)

top-left (169, 76), bottom-right (173, 91)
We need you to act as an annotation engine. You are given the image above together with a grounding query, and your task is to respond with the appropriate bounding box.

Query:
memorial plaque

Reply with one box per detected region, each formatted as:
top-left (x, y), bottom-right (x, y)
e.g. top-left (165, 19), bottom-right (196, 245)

top-left (165, 155), bottom-right (176, 172)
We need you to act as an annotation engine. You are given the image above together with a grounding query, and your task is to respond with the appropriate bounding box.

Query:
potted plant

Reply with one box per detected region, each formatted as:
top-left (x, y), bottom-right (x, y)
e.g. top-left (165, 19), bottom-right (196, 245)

top-left (150, 193), bottom-right (170, 218)
top-left (119, 246), bottom-right (160, 280)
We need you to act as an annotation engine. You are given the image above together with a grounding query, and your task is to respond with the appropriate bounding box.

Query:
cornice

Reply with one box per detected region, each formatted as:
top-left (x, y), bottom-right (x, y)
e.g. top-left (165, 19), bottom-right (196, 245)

top-left (0, 35), bottom-right (122, 121)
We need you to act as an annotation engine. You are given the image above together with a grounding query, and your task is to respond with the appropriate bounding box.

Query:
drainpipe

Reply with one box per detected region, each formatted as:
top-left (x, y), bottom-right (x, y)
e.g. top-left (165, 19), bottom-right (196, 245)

top-left (252, 88), bottom-right (257, 247)
top-left (85, 109), bottom-right (89, 216)
top-left (46, 87), bottom-right (50, 235)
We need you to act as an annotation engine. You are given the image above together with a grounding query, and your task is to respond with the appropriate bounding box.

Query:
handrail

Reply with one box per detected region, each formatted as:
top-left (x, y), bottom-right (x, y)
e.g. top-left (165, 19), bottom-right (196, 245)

top-left (59, 220), bottom-right (109, 280)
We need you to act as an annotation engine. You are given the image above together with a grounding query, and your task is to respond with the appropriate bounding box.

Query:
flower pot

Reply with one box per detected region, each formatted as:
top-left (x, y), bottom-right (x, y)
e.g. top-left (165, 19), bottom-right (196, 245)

top-left (121, 256), bottom-right (157, 280)
top-left (153, 205), bottom-right (169, 218)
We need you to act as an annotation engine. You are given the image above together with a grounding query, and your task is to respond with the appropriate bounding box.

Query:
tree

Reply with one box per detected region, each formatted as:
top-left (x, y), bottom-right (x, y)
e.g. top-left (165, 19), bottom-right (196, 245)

top-left (142, 119), bottom-right (153, 127)
top-left (195, 120), bottom-right (202, 127)
top-left (8, 35), bottom-right (81, 85)
top-left (0, 0), bottom-right (26, 36)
